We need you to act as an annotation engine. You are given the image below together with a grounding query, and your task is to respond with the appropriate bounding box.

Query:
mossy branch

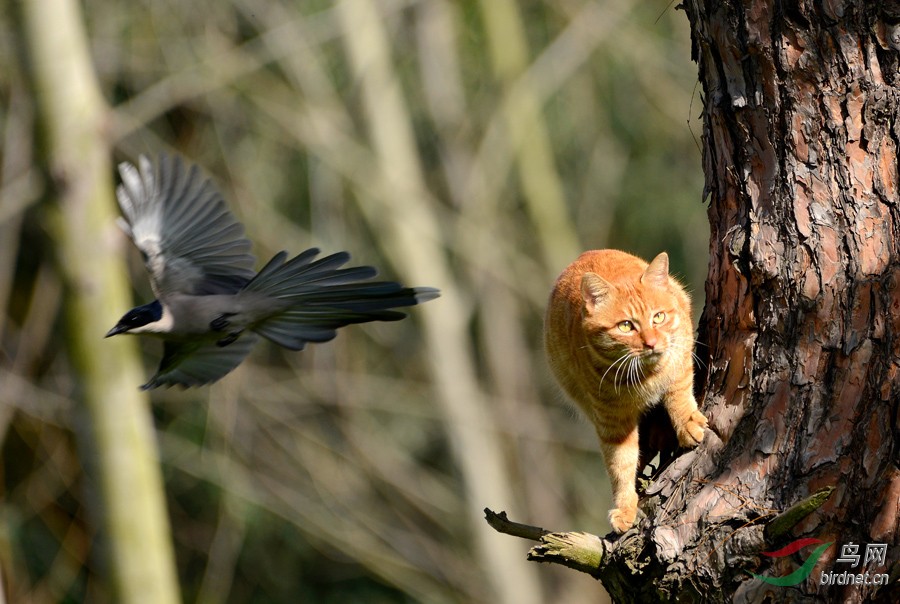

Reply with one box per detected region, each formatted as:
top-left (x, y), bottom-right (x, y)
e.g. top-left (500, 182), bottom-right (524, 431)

top-left (527, 531), bottom-right (606, 578)
top-left (484, 508), bottom-right (609, 579)
top-left (765, 486), bottom-right (836, 541)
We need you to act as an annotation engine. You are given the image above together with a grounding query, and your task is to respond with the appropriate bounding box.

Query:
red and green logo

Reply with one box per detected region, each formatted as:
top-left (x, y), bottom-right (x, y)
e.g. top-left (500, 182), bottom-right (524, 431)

top-left (752, 538), bottom-right (833, 586)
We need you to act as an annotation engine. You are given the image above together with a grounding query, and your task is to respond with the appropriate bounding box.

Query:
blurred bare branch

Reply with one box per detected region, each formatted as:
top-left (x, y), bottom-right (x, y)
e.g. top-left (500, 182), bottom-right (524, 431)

top-left (17, 0), bottom-right (180, 601)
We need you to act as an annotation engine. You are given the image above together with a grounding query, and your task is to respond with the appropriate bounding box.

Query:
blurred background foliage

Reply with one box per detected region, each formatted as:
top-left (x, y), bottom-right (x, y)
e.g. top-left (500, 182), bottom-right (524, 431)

top-left (0, 0), bottom-right (707, 602)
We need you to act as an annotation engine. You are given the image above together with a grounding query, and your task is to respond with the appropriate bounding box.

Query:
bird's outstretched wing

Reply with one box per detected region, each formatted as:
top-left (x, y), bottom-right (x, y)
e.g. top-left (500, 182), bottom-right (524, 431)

top-left (141, 334), bottom-right (259, 390)
top-left (116, 154), bottom-right (257, 297)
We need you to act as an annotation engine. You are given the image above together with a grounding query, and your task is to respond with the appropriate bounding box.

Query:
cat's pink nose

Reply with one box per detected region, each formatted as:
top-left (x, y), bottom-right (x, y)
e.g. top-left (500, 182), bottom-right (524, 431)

top-left (643, 334), bottom-right (658, 350)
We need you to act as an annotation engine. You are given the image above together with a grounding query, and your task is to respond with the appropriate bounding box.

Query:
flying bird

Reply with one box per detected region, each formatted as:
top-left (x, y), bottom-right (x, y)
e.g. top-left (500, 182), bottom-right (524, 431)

top-left (107, 154), bottom-right (438, 390)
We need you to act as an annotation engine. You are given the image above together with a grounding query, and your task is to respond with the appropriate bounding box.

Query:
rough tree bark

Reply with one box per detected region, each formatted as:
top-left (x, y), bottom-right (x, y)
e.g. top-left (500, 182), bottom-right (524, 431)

top-left (488, 2), bottom-right (899, 602)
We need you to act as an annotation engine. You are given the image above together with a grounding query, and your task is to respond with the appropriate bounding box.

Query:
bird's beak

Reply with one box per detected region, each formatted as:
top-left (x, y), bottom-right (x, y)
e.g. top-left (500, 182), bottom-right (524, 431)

top-left (105, 324), bottom-right (126, 338)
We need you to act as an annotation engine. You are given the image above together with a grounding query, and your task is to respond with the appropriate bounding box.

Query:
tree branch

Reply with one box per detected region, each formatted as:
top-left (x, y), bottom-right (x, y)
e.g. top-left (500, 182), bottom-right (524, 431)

top-left (764, 486), bottom-right (836, 542)
top-left (484, 508), bottom-right (610, 579)
top-left (527, 531), bottom-right (606, 578)
top-left (483, 508), bottom-right (549, 541)
top-left (486, 487), bottom-right (837, 591)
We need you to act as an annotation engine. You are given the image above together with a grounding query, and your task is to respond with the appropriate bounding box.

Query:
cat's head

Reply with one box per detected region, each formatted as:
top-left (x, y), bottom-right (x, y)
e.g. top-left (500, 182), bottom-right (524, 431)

top-left (579, 252), bottom-right (685, 368)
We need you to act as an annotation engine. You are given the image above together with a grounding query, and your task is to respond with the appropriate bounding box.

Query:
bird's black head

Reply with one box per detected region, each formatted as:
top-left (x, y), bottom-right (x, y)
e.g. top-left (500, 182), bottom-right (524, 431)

top-left (106, 300), bottom-right (163, 337)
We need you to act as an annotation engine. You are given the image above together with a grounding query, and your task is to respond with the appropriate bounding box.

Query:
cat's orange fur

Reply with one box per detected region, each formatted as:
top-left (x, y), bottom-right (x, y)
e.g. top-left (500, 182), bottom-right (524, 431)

top-left (544, 249), bottom-right (707, 533)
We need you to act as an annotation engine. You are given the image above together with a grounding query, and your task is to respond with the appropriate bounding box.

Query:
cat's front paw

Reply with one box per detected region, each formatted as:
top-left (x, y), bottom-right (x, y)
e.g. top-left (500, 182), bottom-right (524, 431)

top-left (608, 504), bottom-right (637, 533)
top-left (675, 410), bottom-right (708, 448)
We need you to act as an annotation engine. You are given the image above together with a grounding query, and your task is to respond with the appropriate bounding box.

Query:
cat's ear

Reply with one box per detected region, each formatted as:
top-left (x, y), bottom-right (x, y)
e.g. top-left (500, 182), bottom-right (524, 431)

top-left (641, 252), bottom-right (670, 288)
top-left (581, 272), bottom-right (611, 314)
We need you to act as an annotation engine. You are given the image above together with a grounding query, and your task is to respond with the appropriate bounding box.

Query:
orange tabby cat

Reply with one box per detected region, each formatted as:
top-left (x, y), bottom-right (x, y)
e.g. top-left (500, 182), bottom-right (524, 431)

top-left (544, 249), bottom-right (707, 533)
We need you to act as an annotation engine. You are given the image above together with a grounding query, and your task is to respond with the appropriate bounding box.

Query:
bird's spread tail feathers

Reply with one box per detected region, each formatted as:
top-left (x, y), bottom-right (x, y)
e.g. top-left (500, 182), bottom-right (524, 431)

top-left (243, 249), bottom-right (439, 350)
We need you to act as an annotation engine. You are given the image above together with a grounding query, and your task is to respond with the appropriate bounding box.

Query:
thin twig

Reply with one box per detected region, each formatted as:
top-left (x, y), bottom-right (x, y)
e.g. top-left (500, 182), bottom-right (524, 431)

top-left (483, 508), bottom-right (550, 541)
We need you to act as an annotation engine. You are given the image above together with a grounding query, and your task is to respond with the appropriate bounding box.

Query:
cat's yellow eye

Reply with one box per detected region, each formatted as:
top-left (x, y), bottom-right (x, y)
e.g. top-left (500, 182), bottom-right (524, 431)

top-left (652, 311), bottom-right (666, 325)
top-left (617, 320), bottom-right (634, 333)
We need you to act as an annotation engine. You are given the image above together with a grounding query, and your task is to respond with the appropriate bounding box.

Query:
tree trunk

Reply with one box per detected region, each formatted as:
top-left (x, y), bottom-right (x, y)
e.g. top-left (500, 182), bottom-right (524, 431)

top-left (489, 2), bottom-right (899, 602)
top-left (685, 0), bottom-right (899, 600)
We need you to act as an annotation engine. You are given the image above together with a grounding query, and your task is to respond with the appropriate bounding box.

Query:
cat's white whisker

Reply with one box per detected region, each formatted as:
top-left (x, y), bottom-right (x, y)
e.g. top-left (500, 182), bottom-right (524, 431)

top-left (622, 357), bottom-right (632, 390)
top-left (599, 350), bottom-right (632, 393)
top-left (629, 356), bottom-right (641, 389)
top-left (613, 352), bottom-right (634, 394)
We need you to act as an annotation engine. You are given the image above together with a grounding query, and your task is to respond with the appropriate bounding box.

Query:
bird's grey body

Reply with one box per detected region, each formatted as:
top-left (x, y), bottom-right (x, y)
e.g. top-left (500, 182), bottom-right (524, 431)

top-left (107, 154), bottom-right (438, 389)
top-left (127, 292), bottom-right (284, 337)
